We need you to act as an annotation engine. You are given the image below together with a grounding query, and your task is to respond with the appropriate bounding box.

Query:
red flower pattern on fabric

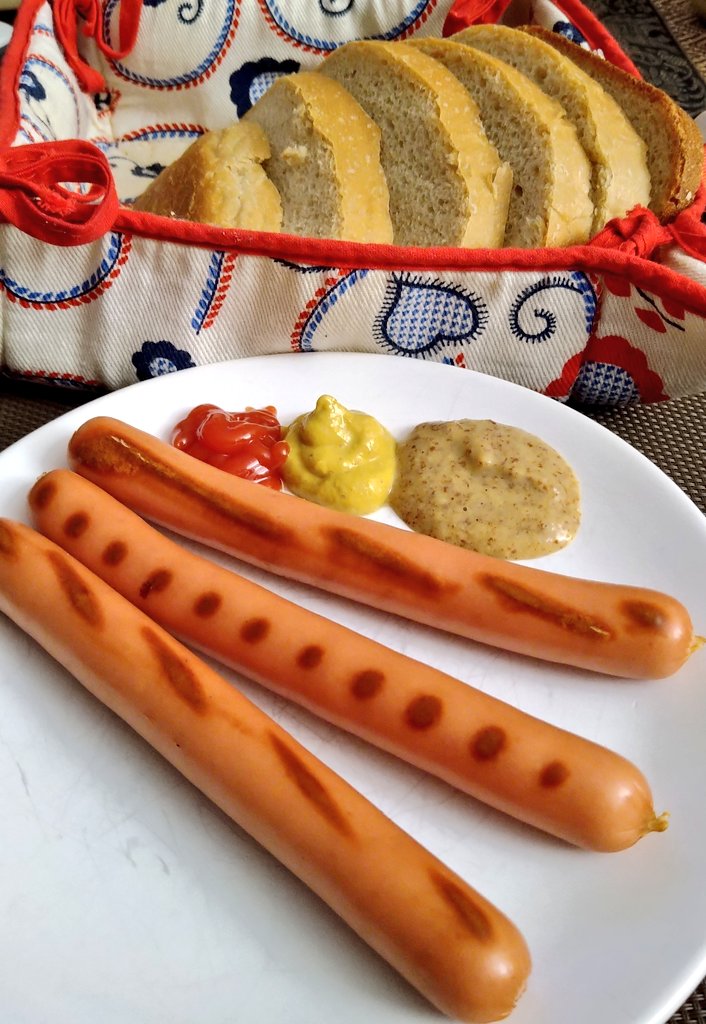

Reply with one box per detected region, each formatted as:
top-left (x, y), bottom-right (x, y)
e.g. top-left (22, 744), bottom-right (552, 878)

top-left (546, 334), bottom-right (668, 405)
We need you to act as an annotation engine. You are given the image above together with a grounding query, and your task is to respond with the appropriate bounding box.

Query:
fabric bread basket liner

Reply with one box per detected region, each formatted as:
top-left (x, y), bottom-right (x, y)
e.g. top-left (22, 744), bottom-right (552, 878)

top-left (1, 0), bottom-right (705, 406)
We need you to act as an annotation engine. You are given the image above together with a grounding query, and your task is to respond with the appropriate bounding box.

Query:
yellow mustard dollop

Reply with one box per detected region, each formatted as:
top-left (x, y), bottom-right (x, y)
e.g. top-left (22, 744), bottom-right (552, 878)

top-left (282, 395), bottom-right (396, 514)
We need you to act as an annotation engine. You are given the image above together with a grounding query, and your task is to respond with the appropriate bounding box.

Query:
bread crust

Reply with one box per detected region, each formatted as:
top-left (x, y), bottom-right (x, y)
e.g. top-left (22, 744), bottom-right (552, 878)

top-left (132, 121), bottom-right (283, 231)
top-left (524, 26), bottom-right (703, 221)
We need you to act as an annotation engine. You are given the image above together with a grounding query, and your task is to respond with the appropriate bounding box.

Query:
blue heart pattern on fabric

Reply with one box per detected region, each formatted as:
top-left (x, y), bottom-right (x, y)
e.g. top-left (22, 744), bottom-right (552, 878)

top-left (374, 274), bottom-right (488, 358)
top-left (566, 332), bottom-right (667, 405)
top-left (571, 363), bottom-right (640, 406)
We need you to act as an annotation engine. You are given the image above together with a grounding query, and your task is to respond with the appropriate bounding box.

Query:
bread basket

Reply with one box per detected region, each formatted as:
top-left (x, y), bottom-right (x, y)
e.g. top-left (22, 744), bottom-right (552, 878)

top-left (0, 0), bottom-right (705, 403)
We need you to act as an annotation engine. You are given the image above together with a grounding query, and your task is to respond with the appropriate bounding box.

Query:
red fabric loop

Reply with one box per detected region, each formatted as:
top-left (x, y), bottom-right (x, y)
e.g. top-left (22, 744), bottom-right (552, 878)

top-left (592, 154), bottom-right (706, 264)
top-left (590, 206), bottom-right (672, 259)
top-left (54, 0), bottom-right (142, 93)
top-left (0, 140), bottom-right (119, 246)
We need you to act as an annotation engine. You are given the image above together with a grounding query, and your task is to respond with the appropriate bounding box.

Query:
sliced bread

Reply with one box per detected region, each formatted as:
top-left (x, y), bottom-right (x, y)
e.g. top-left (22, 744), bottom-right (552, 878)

top-left (244, 70), bottom-right (393, 244)
top-left (524, 26), bottom-right (704, 221)
top-left (132, 121), bottom-right (283, 231)
top-left (319, 40), bottom-right (513, 248)
top-left (411, 38), bottom-right (594, 248)
top-left (453, 24), bottom-right (651, 234)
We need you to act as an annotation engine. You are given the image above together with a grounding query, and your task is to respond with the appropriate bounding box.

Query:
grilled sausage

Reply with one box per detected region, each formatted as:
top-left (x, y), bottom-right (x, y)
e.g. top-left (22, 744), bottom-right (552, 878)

top-left (0, 517), bottom-right (531, 1023)
top-left (67, 416), bottom-right (697, 680)
top-left (30, 468), bottom-right (668, 852)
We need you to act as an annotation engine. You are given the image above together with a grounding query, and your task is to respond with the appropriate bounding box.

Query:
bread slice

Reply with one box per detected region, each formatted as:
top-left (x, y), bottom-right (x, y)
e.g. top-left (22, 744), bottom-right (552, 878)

top-left (319, 40), bottom-right (513, 248)
top-left (132, 121), bottom-right (283, 231)
top-left (523, 26), bottom-right (704, 221)
top-left (243, 70), bottom-right (393, 244)
top-left (453, 24), bottom-right (651, 234)
top-left (411, 38), bottom-right (594, 248)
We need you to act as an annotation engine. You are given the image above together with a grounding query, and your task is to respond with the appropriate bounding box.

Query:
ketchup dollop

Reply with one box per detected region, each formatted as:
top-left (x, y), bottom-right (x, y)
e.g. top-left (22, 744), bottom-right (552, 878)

top-left (171, 404), bottom-right (289, 489)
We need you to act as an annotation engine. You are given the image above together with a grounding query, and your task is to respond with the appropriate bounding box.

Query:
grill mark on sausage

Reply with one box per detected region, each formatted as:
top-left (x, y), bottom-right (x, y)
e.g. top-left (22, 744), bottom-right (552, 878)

top-left (0, 521), bottom-right (17, 557)
top-left (429, 870), bottom-right (493, 942)
top-left (480, 574), bottom-right (612, 639)
top-left (321, 526), bottom-right (453, 597)
top-left (241, 617), bottom-right (270, 643)
top-left (351, 669), bottom-right (384, 699)
top-left (64, 512), bottom-right (90, 538)
top-left (194, 592), bottom-right (222, 617)
top-left (47, 550), bottom-right (103, 627)
top-left (103, 540), bottom-right (128, 566)
top-left (70, 430), bottom-right (294, 546)
top-left (29, 477), bottom-right (56, 510)
top-left (297, 645), bottom-right (323, 669)
top-left (405, 695), bottom-right (442, 729)
top-left (139, 569), bottom-right (172, 599)
top-left (269, 732), bottom-right (354, 838)
top-left (621, 600), bottom-right (669, 632)
top-left (471, 725), bottom-right (506, 761)
top-left (142, 626), bottom-right (207, 712)
top-left (539, 761), bottom-right (569, 788)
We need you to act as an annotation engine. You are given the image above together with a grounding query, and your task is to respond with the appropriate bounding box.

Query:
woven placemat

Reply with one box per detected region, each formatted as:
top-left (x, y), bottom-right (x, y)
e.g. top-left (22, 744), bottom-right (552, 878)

top-left (586, 0), bottom-right (706, 109)
top-left (0, 392), bottom-right (84, 448)
top-left (587, 395), bottom-right (706, 514)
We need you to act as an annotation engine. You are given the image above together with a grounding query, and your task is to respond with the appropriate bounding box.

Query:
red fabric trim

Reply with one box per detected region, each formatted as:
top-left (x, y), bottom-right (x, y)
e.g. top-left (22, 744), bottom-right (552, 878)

top-left (54, 0), bottom-right (106, 92)
top-left (443, 0), bottom-right (512, 34)
top-left (0, 140), bottom-right (119, 246)
top-left (53, 0), bottom-right (142, 93)
top-left (550, 0), bottom-right (642, 76)
top-left (0, 0), bottom-right (46, 147)
top-left (99, 0), bottom-right (142, 61)
top-left (119, 207), bottom-right (706, 317)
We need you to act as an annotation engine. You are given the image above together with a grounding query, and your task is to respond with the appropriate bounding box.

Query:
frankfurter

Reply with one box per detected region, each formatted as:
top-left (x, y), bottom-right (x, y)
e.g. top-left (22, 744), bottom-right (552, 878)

top-left (30, 468), bottom-right (668, 852)
top-left (68, 416), bottom-right (697, 680)
top-left (0, 517), bottom-right (531, 1023)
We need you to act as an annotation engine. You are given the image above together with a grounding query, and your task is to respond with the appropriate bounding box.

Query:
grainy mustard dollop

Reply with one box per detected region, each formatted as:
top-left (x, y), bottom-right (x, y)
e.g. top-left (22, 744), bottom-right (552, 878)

top-left (390, 419), bottom-right (580, 559)
top-left (282, 395), bottom-right (397, 514)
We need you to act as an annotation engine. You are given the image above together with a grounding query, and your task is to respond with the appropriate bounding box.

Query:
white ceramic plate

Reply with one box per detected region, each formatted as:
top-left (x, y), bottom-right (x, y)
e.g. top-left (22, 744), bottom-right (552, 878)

top-left (1, 353), bottom-right (705, 1024)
